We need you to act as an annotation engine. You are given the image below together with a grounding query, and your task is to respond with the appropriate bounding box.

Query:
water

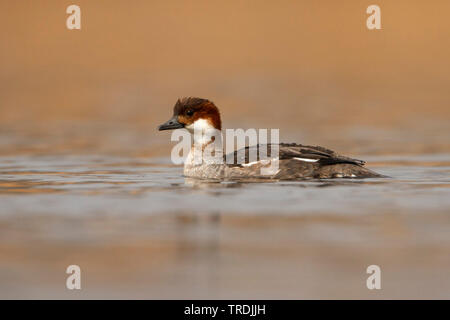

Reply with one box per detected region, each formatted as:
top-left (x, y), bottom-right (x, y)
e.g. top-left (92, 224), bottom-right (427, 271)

top-left (2, 0), bottom-right (450, 300)
top-left (0, 153), bottom-right (449, 298)
top-left (1, 155), bottom-right (449, 217)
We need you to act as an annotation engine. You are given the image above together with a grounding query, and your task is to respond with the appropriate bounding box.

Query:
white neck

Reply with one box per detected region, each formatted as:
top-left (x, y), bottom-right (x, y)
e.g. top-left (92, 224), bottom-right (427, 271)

top-left (185, 119), bottom-right (223, 166)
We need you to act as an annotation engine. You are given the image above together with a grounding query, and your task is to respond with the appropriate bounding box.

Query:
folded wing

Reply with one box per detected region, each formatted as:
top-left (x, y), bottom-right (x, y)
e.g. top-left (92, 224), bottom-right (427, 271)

top-left (225, 143), bottom-right (365, 166)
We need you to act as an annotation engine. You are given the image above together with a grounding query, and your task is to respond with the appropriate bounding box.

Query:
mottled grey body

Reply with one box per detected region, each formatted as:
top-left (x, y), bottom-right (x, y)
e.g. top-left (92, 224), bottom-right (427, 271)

top-left (158, 98), bottom-right (384, 180)
top-left (184, 143), bottom-right (384, 180)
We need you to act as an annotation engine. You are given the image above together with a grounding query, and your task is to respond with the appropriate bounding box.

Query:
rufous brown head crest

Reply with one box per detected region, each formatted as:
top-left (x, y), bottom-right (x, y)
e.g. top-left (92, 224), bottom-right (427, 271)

top-left (158, 97), bottom-right (222, 131)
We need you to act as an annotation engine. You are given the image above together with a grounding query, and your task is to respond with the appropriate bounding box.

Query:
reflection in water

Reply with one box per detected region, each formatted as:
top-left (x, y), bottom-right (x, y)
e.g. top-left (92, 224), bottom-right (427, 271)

top-left (0, 154), bottom-right (449, 298)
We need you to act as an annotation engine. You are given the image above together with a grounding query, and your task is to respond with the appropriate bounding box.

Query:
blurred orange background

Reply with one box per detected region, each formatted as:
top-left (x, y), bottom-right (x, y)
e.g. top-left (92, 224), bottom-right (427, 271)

top-left (1, 0), bottom-right (449, 155)
top-left (1, 1), bottom-right (450, 299)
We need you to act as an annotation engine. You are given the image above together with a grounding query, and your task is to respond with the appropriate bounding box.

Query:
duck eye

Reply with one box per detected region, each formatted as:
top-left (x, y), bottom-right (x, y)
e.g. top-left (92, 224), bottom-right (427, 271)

top-left (186, 109), bottom-right (194, 117)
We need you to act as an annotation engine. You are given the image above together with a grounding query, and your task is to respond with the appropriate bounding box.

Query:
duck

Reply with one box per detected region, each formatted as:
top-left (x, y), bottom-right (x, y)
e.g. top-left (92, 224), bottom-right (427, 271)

top-left (158, 97), bottom-right (384, 180)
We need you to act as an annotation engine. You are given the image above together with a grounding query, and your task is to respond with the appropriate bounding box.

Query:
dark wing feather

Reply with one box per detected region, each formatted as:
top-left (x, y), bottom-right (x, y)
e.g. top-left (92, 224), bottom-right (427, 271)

top-left (225, 143), bottom-right (365, 166)
top-left (224, 144), bottom-right (262, 166)
top-left (278, 143), bottom-right (365, 165)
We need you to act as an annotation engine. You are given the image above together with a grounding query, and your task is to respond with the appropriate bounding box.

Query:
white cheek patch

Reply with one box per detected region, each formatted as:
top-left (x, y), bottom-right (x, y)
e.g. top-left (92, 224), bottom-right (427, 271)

top-left (293, 157), bottom-right (319, 163)
top-left (186, 119), bottom-right (213, 132)
top-left (187, 118), bottom-right (220, 146)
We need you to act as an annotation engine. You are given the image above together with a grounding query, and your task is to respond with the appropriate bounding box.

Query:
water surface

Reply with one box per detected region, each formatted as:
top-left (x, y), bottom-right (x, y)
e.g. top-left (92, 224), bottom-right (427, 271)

top-left (0, 153), bottom-right (449, 298)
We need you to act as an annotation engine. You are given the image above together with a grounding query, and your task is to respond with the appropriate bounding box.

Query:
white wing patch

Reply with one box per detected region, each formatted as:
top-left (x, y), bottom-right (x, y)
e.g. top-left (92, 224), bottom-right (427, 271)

top-left (242, 161), bottom-right (259, 167)
top-left (293, 157), bottom-right (319, 163)
top-left (241, 159), bottom-right (271, 167)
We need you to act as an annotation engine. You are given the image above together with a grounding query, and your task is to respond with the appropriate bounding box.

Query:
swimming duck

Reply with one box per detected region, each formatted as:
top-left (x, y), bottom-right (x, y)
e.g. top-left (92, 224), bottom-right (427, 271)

top-left (158, 97), bottom-right (383, 180)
